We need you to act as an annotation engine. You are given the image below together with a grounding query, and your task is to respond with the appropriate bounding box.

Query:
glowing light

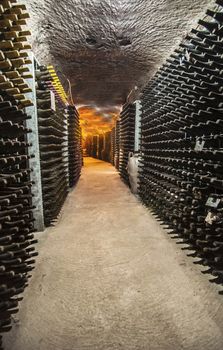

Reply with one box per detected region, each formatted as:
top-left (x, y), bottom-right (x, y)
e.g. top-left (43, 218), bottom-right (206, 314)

top-left (78, 106), bottom-right (117, 147)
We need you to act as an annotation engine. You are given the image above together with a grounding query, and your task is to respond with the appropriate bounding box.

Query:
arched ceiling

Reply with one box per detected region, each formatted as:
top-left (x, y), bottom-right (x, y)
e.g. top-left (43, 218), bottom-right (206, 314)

top-left (24, 0), bottom-right (214, 135)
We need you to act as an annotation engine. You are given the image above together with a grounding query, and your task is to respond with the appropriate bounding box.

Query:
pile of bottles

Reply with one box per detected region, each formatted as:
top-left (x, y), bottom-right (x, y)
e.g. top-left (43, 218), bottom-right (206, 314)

top-left (114, 120), bottom-right (120, 170)
top-left (101, 131), bottom-right (111, 162)
top-left (66, 105), bottom-right (82, 188)
top-left (0, 1), bottom-right (38, 346)
top-left (111, 127), bottom-right (115, 166)
top-left (86, 132), bottom-right (112, 163)
top-left (36, 65), bottom-right (69, 226)
top-left (97, 134), bottom-right (104, 160)
top-left (91, 135), bottom-right (98, 158)
top-left (119, 103), bottom-right (136, 185)
top-left (139, 0), bottom-right (223, 292)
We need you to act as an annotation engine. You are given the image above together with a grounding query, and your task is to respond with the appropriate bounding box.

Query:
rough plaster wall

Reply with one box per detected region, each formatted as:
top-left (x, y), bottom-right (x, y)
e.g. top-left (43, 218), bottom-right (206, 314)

top-left (24, 0), bottom-right (215, 109)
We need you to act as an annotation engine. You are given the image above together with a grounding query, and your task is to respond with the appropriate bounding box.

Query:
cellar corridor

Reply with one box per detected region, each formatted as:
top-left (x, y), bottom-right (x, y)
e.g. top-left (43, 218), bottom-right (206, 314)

top-left (3, 158), bottom-right (223, 350)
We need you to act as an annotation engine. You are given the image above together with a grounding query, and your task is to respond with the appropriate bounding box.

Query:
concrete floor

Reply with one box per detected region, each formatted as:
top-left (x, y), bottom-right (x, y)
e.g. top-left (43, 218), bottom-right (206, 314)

top-left (4, 157), bottom-right (223, 350)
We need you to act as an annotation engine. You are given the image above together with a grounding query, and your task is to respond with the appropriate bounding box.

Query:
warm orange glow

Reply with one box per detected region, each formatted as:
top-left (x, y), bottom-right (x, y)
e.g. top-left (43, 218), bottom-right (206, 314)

top-left (78, 106), bottom-right (117, 146)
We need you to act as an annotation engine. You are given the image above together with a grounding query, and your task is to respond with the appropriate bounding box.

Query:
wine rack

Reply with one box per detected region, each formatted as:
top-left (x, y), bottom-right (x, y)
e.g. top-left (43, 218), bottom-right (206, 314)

top-left (85, 135), bottom-right (93, 157)
top-left (0, 0), bottom-right (38, 347)
top-left (86, 132), bottom-right (112, 164)
top-left (101, 131), bottom-right (111, 163)
top-left (97, 134), bottom-right (104, 160)
top-left (36, 65), bottom-right (69, 226)
top-left (111, 127), bottom-right (115, 165)
top-left (92, 135), bottom-right (98, 158)
top-left (114, 120), bottom-right (120, 170)
top-left (67, 105), bottom-right (82, 188)
top-left (119, 103), bottom-right (136, 185)
top-left (139, 0), bottom-right (223, 292)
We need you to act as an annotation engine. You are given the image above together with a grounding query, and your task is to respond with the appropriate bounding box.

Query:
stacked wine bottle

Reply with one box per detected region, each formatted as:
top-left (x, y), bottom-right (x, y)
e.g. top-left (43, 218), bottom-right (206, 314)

top-left (139, 0), bottom-right (223, 292)
top-left (86, 132), bottom-right (112, 163)
top-left (36, 66), bottom-right (69, 226)
top-left (119, 103), bottom-right (136, 185)
top-left (67, 105), bottom-right (82, 188)
top-left (92, 135), bottom-right (98, 158)
top-left (85, 135), bottom-right (93, 157)
top-left (97, 134), bottom-right (104, 160)
top-left (0, 1), bottom-right (38, 347)
top-left (101, 131), bottom-right (111, 162)
top-left (111, 127), bottom-right (115, 166)
top-left (114, 120), bottom-right (120, 170)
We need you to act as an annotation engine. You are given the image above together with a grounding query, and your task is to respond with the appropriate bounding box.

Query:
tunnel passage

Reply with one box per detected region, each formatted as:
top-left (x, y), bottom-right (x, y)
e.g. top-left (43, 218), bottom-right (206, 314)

top-left (1, 1), bottom-right (223, 350)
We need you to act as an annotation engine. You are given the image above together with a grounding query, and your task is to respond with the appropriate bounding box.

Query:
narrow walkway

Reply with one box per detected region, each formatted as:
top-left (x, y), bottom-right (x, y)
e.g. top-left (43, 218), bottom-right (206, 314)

top-left (4, 158), bottom-right (223, 350)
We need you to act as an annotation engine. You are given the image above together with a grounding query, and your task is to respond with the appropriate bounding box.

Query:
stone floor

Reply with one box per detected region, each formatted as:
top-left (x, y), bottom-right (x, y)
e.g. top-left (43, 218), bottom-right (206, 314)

top-left (4, 157), bottom-right (223, 350)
